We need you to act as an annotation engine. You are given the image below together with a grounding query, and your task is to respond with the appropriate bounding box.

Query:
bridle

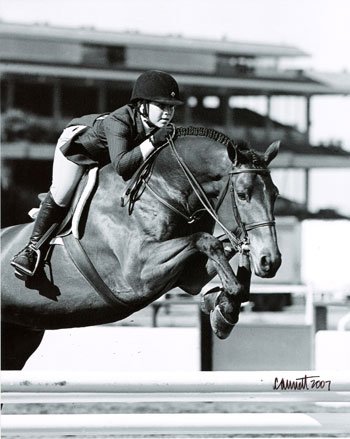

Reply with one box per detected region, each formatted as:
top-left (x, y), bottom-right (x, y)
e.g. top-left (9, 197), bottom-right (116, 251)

top-left (122, 132), bottom-right (275, 253)
top-left (225, 167), bottom-right (276, 251)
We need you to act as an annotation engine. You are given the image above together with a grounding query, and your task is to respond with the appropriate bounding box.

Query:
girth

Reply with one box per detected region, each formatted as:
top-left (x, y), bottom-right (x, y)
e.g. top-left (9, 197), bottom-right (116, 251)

top-left (63, 234), bottom-right (135, 311)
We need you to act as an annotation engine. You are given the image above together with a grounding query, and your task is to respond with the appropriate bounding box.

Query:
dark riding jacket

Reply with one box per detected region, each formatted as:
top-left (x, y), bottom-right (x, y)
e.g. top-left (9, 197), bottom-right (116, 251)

top-left (61, 105), bottom-right (150, 181)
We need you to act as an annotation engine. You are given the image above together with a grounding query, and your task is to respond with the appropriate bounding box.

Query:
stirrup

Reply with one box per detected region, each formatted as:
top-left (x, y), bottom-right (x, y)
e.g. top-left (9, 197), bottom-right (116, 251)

top-left (10, 246), bottom-right (41, 277)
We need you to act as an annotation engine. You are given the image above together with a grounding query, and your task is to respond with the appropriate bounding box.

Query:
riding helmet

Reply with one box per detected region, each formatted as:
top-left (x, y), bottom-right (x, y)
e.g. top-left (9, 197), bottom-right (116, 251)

top-left (131, 70), bottom-right (183, 106)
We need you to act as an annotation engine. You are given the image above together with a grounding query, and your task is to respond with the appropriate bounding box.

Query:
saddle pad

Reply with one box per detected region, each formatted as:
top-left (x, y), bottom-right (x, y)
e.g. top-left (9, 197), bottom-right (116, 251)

top-left (50, 166), bottom-right (98, 244)
top-left (71, 167), bottom-right (98, 239)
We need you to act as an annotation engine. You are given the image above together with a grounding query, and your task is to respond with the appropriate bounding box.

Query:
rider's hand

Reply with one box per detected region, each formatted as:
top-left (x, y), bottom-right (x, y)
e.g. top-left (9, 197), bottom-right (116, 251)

top-left (151, 125), bottom-right (173, 148)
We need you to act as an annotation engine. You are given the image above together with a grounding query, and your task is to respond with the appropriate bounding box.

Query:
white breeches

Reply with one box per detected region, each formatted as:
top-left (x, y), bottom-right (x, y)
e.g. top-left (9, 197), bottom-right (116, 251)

top-left (50, 126), bottom-right (86, 207)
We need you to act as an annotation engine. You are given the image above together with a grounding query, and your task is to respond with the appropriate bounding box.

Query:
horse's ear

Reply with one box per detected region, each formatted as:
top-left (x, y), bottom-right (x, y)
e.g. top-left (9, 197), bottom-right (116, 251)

top-left (264, 141), bottom-right (280, 165)
top-left (227, 142), bottom-right (237, 165)
top-left (227, 141), bottom-right (249, 165)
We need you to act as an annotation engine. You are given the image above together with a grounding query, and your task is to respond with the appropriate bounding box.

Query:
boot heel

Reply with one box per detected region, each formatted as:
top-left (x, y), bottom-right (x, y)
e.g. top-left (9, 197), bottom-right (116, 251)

top-left (13, 269), bottom-right (30, 281)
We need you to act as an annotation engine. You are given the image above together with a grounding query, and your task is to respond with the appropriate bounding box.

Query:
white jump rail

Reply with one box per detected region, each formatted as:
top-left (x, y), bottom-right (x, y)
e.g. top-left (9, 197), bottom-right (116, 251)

top-left (2, 370), bottom-right (350, 403)
top-left (2, 371), bottom-right (350, 436)
top-left (2, 413), bottom-right (350, 436)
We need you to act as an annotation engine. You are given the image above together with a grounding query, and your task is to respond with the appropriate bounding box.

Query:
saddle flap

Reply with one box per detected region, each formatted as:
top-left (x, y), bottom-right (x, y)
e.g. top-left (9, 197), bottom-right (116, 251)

top-left (28, 167), bottom-right (99, 247)
top-left (70, 167), bottom-right (98, 239)
top-left (55, 166), bottom-right (98, 240)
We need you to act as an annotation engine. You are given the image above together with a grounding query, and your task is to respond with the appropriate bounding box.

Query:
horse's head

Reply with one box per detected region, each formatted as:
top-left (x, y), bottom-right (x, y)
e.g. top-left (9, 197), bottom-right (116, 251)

top-left (153, 127), bottom-right (281, 278)
top-left (224, 140), bottom-right (282, 278)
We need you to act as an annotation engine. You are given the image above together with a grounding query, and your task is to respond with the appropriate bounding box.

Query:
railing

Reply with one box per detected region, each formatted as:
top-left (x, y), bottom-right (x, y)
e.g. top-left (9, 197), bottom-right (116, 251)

top-left (2, 371), bottom-right (350, 436)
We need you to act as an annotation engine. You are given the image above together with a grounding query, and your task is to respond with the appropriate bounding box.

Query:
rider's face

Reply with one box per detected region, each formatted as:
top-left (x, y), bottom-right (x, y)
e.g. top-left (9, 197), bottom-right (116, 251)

top-left (147, 102), bottom-right (175, 127)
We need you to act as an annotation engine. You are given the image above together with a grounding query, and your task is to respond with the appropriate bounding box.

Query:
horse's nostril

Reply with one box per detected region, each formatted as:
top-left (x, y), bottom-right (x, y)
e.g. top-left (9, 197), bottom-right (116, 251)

top-left (261, 255), bottom-right (271, 271)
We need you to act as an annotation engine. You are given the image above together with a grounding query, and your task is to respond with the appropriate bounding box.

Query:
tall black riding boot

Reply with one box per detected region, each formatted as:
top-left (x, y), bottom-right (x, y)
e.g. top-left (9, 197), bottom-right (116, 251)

top-left (11, 192), bottom-right (66, 277)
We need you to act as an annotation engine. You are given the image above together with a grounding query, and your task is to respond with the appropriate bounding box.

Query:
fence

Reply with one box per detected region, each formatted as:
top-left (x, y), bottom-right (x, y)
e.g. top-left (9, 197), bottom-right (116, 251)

top-left (2, 370), bottom-right (350, 436)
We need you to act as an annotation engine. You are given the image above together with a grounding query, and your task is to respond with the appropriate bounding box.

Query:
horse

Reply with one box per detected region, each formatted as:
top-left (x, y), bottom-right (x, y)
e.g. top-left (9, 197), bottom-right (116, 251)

top-left (1, 126), bottom-right (281, 370)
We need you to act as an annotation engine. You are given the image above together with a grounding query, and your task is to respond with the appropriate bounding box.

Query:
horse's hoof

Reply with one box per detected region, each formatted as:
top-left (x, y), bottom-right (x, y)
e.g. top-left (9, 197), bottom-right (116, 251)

top-left (210, 305), bottom-right (238, 340)
top-left (200, 286), bottom-right (221, 315)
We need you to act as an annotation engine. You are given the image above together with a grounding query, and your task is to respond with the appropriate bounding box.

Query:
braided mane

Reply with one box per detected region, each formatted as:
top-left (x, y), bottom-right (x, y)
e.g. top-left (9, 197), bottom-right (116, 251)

top-left (175, 126), bottom-right (266, 167)
top-left (248, 150), bottom-right (266, 168)
top-left (175, 126), bottom-right (233, 147)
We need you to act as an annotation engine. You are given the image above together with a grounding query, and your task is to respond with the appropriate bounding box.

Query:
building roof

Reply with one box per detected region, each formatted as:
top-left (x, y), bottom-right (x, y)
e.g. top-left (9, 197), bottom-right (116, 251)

top-left (0, 21), bottom-right (308, 58)
top-left (1, 22), bottom-right (349, 96)
top-left (305, 70), bottom-right (350, 95)
top-left (2, 62), bottom-right (349, 97)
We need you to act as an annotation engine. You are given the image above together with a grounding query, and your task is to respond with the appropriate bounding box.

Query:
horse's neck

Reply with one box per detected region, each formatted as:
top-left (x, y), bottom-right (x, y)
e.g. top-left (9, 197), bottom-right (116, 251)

top-left (155, 137), bottom-right (231, 189)
top-left (88, 138), bottom-right (232, 229)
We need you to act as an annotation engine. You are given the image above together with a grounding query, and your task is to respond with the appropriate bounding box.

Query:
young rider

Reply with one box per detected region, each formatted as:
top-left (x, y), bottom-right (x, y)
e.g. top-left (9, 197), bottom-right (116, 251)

top-left (11, 70), bottom-right (183, 277)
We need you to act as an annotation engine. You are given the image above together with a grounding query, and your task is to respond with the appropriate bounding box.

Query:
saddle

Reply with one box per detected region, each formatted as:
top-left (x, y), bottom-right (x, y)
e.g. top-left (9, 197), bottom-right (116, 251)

top-left (29, 167), bottom-right (98, 245)
top-left (58, 166), bottom-right (99, 240)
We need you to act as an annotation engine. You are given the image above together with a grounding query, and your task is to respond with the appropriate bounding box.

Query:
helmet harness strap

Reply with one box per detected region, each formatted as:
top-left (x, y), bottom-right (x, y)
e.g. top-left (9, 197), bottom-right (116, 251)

top-left (137, 101), bottom-right (158, 129)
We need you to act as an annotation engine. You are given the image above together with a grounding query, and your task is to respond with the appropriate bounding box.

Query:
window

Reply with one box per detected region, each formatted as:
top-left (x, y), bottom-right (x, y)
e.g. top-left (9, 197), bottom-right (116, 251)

top-left (82, 44), bottom-right (125, 67)
top-left (216, 54), bottom-right (255, 75)
top-left (106, 46), bottom-right (125, 65)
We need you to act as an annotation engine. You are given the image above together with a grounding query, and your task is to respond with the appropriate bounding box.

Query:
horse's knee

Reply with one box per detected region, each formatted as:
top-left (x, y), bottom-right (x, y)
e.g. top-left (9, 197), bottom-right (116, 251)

top-left (195, 233), bottom-right (224, 254)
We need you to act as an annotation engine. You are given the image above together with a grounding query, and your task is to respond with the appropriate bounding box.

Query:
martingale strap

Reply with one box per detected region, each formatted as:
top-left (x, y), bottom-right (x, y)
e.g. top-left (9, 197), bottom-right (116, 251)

top-left (63, 234), bottom-right (133, 311)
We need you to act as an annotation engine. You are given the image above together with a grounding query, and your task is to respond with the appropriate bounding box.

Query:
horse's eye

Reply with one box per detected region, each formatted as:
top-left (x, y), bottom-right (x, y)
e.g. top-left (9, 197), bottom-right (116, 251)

top-left (236, 192), bottom-right (247, 201)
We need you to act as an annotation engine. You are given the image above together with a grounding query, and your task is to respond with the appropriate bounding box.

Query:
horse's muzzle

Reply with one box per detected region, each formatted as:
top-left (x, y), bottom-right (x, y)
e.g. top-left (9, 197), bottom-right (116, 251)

top-left (255, 250), bottom-right (282, 278)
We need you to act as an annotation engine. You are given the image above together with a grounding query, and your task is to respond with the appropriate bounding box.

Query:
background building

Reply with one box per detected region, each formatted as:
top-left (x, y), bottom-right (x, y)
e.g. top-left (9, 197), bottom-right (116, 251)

top-left (1, 12), bottom-right (349, 372)
top-left (2, 22), bottom-right (349, 145)
top-left (1, 21), bottom-right (350, 229)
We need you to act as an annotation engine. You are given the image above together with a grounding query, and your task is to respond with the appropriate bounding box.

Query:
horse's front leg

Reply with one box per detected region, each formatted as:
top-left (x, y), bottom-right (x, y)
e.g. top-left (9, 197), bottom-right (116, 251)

top-left (201, 251), bottom-right (251, 339)
top-left (127, 232), bottom-right (237, 296)
top-left (193, 233), bottom-right (252, 339)
top-left (193, 234), bottom-right (243, 296)
top-left (178, 237), bottom-right (236, 295)
top-left (123, 232), bottom-right (249, 338)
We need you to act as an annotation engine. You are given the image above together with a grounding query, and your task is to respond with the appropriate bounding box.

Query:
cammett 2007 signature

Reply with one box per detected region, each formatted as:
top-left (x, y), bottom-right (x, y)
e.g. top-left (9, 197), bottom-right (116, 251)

top-left (273, 375), bottom-right (331, 391)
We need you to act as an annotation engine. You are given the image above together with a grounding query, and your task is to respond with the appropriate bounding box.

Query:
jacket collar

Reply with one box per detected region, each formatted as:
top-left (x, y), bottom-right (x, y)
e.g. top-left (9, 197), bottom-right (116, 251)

top-left (134, 108), bottom-right (151, 143)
